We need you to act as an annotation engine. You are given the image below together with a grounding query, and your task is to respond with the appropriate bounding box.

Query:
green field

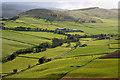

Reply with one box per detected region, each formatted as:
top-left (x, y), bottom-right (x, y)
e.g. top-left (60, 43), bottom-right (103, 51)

top-left (2, 57), bottom-right (38, 73)
top-left (61, 39), bottom-right (117, 58)
top-left (19, 45), bottom-right (71, 59)
top-left (2, 7), bottom-right (119, 79)
top-left (2, 30), bottom-right (67, 57)
top-left (18, 31), bottom-right (67, 40)
top-left (2, 38), bottom-right (32, 57)
top-left (65, 58), bottom-right (118, 78)
top-left (16, 17), bottom-right (59, 30)
top-left (4, 56), bottom-right (95, 78)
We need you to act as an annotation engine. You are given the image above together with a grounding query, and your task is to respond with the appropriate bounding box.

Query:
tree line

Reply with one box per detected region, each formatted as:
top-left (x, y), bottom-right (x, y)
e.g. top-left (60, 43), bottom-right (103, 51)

top-left (2, 26), bottom-right (117, 39)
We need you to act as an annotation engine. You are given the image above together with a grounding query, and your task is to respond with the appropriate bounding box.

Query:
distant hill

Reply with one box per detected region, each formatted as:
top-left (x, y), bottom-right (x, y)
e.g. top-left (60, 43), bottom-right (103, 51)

top-left (2, 2), bottom-right (37, 18)
top-left (19, 9), bottom-right (75, 22)
top-left (5, 7), bottom-right (118, 23)
top-left (67, 7), bottom-right (118, 19)
top-left (2, 2), bottom-right (68, 18)
top-left (19, 8), bottom-right (104, 23)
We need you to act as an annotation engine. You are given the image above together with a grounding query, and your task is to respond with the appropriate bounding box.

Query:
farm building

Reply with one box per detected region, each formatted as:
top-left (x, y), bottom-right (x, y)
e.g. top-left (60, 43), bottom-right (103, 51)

top-left (56, 28), bottom-right (84, 32)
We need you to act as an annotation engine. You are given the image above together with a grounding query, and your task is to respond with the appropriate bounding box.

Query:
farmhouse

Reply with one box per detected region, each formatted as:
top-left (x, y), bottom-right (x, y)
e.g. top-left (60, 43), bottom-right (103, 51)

top-left (56, 28), bottom-right (84, 32)
top-left (56, 28), bottom-right (66, 30)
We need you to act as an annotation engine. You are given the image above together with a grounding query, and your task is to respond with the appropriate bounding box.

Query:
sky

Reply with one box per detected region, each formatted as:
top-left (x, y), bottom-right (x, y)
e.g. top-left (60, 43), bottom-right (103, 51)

top-left (1, 0), bottom-right (120, 10)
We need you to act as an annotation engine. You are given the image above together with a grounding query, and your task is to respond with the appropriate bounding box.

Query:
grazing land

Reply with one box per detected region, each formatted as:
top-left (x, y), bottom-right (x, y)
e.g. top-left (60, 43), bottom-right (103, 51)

top-left (1, 7), bottom-right (119, 79)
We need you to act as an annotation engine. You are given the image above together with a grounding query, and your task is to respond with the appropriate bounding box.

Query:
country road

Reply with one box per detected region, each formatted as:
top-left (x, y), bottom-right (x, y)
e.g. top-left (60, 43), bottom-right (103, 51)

top-left (52, 39), bottom-right (94, 60)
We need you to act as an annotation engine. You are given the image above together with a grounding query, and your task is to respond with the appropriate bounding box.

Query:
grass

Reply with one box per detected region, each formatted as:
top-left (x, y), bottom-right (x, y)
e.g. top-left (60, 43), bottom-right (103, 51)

top-left (3, 16), bottom-right (118, 34)
top-left (65, 58), bottom-right (119, 78)
top-left (4, 20), bottom-right (34, 28)
top-left (2, 30), bottom-right (51, 46)
top-left (16, 17), bottom-right (59, 30)
top-left (19, 45), bottom-right (71, 59)
top-left (2, 38), bottom-right (32, 57)
top-left (52, 18), bottom-right (118, 34)
top-left (61, 39), bottom-right (117, 58)
top-left (2, 30), bottom-right (66, 57)
top-left (2, 57), bottom-right (38, 73)
top-left (5, 56), bottom-right (94, 78)
top-left (2, 11), bottom-right (118, 79)
top-left (66, 32), bottom-right (86, 35)
top-left (110, 44), bottom-right (120, 49)
top-left (18, 31), bottom-right (67, 40)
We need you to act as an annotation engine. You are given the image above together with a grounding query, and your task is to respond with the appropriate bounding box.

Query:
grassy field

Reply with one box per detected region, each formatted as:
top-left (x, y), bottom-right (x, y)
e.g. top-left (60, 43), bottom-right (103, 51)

top-left (65, 58), bottom-right (119, 78)
top-left (5, 56), bottom-right (95, 78)
top-left (2, 30), bottom-right (50, 45)
top-left (2, 30), bottom-right (66, 57)
top-left (109, 36), bottom-right (120, 49)
top-left (16, 17), bottom-right (60, 30)
top-left (18, 31), bottom-right (67, 40)
top-left (4, 20), bottom-right (34, 28)
top-left (66, 32), bottom-right (86, 35)
top-left (61, 39), bottom-right (117, 58)
top-left (52, 19), bottom-right (118, 34)
top-left (2, 38), bottom-right (118, 78)
top-left (2, 38), bottom-right (32, 57)
top-left (2, 43), bottom-right (70, 74)
top-left (1, 8), bottom-right (119, 79)
top-left (3, 16), bottom-right (118, 35)
top-left (19, 45), bottom-right (71, 59)
top-left (2, 57), bottom-right (38, 73)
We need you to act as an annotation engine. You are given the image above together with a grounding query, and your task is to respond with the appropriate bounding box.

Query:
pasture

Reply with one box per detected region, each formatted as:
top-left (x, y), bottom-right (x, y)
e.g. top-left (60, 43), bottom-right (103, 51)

top-left (1, 8), bottom-right (119, 79)
top-left (65, 58), bottom-right (119, 78)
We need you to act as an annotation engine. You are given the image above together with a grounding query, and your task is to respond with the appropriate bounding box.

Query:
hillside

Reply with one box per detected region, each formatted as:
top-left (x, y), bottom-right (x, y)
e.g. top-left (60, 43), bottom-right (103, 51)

top-left (19, 8), bottom-right (104, 23)
top-left (19, 9), bottom-right (75, 22)
top-left (67, 7), bottom-right (118, 19)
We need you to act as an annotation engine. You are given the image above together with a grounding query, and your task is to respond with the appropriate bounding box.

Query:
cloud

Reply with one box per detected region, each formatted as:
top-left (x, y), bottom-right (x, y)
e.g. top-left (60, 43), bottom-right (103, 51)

top-left (2, 0), bottom-right (119, 9)
top-left (55, 0), bottom-right (119, 9)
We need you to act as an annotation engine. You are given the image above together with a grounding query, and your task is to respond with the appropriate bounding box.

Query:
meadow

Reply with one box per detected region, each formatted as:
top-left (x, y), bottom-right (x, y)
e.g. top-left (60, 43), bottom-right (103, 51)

top-left (2, 30), bottom-right (66, 57)
top-left (2, 38), bottom-right (119, 78)
top-left (61, 39), bottom-right (117, 58)
top-left (64, 58), bottom-right (119, 78)
top-left (1, 8), bottom-right (119, 79)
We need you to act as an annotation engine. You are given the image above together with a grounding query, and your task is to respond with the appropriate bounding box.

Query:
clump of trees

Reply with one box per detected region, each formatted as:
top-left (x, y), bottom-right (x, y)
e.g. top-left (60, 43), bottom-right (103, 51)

top-left (38, 57), bottom-right (51, 64)
top-left (13, 69), bottom-right (17, 73)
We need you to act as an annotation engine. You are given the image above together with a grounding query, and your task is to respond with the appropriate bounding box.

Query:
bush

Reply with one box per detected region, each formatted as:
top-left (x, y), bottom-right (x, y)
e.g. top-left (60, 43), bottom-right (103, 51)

top-left (13, 69), bottom-right (17, 73)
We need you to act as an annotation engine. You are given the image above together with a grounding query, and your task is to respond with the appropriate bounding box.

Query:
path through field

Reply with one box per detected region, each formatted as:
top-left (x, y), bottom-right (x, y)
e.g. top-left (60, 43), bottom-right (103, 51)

top-left (1, 39), bottom-right (95, 78)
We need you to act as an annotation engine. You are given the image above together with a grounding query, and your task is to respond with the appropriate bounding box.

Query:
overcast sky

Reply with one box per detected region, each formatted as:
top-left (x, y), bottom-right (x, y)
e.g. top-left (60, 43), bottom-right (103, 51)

top-left (2, 0), bottom-right (119, 10)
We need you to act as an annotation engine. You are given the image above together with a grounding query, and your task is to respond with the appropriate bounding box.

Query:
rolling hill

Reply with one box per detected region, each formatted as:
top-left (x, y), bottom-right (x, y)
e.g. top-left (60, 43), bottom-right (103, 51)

top-left (19, 8), bottom-right (114, 23)
top-left (67, 7), bottom-right (118, 19)
top-left (19, 9), bottom-right (75, 22)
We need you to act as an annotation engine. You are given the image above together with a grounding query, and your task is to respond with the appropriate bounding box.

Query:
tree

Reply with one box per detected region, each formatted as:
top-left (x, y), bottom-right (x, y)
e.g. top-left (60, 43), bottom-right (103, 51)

top-left (67, 41), bottom-right (71, 47)
top-left (13, 69), bottom-right (17, 73)
top-left (28, 65), bottom-right (31, 68)
top-left (75, 41), bottom-right (81, 47)
top-left (38, 57), bottom-right (46, 64)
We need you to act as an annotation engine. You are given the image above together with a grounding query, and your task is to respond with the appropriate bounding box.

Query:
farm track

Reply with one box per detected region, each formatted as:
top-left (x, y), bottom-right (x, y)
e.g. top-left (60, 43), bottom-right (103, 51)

top-left (59, 57), bottom-right (98, 80)
top-left (2, 39), bottom-right (99, 79)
